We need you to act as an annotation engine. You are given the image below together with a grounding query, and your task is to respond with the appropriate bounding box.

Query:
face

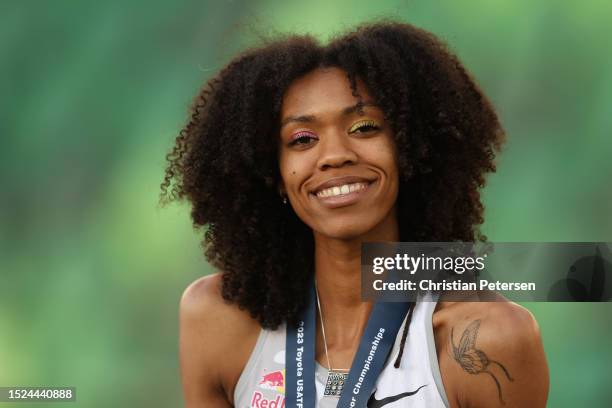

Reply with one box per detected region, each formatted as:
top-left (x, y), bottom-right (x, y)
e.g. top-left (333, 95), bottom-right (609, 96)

top-left (278, 67), bottom-right (399, 241)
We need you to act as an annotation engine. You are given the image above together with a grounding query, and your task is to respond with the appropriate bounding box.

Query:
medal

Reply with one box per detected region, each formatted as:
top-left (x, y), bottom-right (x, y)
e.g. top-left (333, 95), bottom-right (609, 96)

top-left (323, 370), bottom-right (349, 397)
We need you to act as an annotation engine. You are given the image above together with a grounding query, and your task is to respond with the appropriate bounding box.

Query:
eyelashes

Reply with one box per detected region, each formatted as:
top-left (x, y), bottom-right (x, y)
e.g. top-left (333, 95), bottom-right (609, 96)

top-left (348, 119), bottom-right (381, 134)
top-left (288, 131), bottom-right (318, 146)
top-left (287, 119), bottom-right (381, 147)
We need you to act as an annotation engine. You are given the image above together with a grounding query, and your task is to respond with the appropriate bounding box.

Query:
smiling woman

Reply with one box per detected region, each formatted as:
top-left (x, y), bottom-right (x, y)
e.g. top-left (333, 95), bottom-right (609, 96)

top-left (279, 68), bottom-right (399, 240)
top-left (161, 21), bottom-right (548, 408)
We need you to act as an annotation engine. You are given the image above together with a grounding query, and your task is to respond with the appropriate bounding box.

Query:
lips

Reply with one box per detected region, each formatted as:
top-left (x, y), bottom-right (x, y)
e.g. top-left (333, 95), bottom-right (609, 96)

top-left (310, 176), bottom-right (375, 195)
top-left (316, 181), bottom-right (369, 198)
top-left (309, 176), bottom-right (377, 209)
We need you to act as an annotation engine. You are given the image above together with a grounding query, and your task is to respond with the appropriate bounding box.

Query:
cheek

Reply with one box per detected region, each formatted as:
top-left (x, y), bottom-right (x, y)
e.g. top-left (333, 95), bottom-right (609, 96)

top-left (379, 138), bottom-right (399, 177)
top-left (285, 170), bottom-right (300, 194)
top-left (279, 151), bottom-right (315, 190)
top-left (278, 154), bottom-right (296, 185)
top-left (281, 169), bottom-right (299, 186)
top-left (365, 142), bottom-right (399, 176)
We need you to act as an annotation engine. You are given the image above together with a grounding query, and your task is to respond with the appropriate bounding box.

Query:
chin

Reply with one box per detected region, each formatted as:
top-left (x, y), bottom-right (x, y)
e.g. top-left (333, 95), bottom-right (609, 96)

top-left (314, 217), bottom-right (382, 241)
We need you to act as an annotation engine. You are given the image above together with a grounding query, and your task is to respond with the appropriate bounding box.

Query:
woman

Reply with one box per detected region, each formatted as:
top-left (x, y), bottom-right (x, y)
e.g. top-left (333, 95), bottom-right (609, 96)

top-left (161, 21), bottom-right (549, 408)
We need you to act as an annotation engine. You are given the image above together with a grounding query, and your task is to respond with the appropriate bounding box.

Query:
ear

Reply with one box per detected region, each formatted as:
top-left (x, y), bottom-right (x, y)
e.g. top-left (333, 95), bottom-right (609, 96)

top-left (278, 181), bottom-right (286, 197)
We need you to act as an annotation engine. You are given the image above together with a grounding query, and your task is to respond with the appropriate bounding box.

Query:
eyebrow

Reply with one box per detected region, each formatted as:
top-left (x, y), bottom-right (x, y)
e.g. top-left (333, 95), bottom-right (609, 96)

top-left (279, 101), bottom-right (379, 129)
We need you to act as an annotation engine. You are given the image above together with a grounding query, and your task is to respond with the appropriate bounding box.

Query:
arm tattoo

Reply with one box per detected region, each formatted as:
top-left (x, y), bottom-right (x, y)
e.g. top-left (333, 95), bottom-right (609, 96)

top-left (451, 320), bottom-right (514, 405)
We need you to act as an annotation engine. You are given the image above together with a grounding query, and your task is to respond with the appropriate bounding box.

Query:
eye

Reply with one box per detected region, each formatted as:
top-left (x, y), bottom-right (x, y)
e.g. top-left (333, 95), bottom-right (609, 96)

top-left (348, 119), bottom-right (381, 134)
top-left (288, 131), bottom-right (318, 147)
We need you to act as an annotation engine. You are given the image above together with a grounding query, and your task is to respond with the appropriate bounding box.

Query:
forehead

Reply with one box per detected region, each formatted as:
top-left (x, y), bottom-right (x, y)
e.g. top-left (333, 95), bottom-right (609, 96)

top-left (281, 67), bottom-right (373, 117)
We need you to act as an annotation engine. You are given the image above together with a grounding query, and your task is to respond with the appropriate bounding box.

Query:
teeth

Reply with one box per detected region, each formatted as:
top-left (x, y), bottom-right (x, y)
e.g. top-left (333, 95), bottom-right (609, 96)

top-left (316, 182), bottom-right (368, 198)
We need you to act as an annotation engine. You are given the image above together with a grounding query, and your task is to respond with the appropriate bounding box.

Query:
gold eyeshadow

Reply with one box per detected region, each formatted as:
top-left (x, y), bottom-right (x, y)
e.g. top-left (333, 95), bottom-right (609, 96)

top-left (348, 119), bottom-right (380, 134)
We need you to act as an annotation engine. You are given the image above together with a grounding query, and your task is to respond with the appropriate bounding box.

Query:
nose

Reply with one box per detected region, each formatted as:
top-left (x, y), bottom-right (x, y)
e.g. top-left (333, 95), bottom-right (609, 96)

top-left (316, 132), bottom-right (358, 170)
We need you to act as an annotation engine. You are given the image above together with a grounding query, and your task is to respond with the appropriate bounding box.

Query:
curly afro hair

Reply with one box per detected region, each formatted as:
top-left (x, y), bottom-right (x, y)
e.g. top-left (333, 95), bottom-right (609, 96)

top-left (160, 21), bottom-right (505, 329)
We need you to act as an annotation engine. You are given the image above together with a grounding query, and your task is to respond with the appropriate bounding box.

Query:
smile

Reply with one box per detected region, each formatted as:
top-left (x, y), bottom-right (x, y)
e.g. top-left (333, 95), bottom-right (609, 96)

top-left (316, 182), bottom-right (369, 198)
top-left (310, 179), bottom-right (375, 209)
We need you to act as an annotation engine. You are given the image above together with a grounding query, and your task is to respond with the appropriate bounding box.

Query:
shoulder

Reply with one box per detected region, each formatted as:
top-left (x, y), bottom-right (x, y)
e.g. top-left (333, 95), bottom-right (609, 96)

top-left (181, 273), bottom-right (241, 324)
top-left (180, 273), bottom-right (255, 342)
top-left (433, 300), bottom-right (549, 408)
top-left (179, 273), bottom-right (261, 407)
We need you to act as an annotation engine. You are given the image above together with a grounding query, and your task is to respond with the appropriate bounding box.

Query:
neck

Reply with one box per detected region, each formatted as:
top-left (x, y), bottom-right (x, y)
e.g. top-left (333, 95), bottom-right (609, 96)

top-left (313, 210), bottom-right (399, 353)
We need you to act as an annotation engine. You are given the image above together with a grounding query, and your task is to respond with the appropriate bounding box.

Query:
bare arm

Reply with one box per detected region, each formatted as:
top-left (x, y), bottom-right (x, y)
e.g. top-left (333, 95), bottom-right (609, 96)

top-left (179, 275), bottom-right (232, 408)
top-left (441, 302), bottom-right (549, 408)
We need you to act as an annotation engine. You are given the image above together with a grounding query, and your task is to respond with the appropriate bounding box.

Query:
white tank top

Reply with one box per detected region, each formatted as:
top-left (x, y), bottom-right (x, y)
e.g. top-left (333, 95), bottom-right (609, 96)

top-left (233, 292), bottom-right (450, 407)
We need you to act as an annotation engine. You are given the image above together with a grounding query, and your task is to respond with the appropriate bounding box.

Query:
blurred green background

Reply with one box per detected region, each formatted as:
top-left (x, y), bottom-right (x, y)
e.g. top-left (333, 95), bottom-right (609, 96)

top-left (1, 0), bottom-right (610, 406)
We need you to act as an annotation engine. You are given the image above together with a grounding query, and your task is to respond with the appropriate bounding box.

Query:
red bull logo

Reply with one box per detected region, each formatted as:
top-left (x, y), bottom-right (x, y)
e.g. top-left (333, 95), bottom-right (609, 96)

top-left (258, 369), bottom-right (285, 392)
top-left (250, 391), bottom-right (285, 408)
top-left (253, 369), bottom-right (285, 408)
